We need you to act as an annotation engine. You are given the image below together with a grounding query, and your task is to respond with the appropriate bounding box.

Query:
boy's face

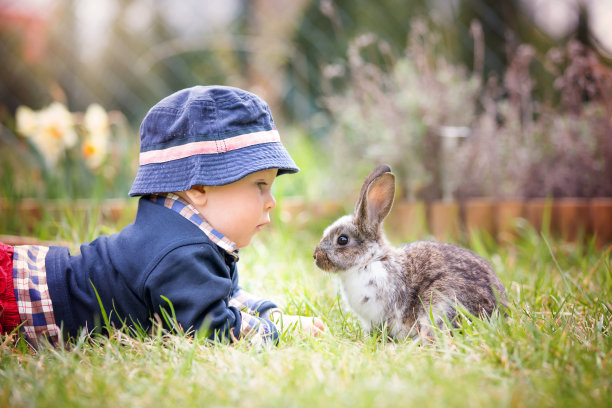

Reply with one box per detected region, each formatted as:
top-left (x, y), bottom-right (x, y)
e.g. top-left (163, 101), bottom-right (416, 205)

top-left (194, 168), bottom-right (278, 248)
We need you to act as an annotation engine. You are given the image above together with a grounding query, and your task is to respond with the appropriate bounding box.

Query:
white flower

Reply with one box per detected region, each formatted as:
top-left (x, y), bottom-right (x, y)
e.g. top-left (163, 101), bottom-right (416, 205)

top-left (84, 103), bottom-right (110, 134)
top-left (16, 106), bottom-right (37, 136)
top-left (15, 102), bottom-right (77, 168)
top-left (82, 104), bottom-right (110, 170)
top-left (39, 102), bottom-right (78, 149)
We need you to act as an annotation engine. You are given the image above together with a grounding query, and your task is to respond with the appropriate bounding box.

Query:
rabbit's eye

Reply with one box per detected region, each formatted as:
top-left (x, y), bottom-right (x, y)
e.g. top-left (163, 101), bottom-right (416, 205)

top-left (337, 234), bottom-right (349, 246)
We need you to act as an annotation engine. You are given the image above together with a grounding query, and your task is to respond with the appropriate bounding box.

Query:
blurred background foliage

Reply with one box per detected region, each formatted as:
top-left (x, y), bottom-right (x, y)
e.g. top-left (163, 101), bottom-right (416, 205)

top-left (0, 0), bottom-right (611, 202)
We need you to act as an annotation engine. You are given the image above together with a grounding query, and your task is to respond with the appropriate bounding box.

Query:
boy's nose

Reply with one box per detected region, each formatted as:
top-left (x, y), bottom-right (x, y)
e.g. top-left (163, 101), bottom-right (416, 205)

top-left (265, 193), bottom-right (276, 211)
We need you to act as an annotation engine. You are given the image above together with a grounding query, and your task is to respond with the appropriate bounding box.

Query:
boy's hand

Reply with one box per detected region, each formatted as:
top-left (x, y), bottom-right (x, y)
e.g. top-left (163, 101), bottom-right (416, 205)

top-left (268, 309), bottom-right (326, 337)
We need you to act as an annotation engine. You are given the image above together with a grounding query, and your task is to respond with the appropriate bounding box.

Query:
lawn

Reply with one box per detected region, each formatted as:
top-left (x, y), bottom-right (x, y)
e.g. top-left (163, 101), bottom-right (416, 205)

top-left (0, 203), bottom-right (610, 408)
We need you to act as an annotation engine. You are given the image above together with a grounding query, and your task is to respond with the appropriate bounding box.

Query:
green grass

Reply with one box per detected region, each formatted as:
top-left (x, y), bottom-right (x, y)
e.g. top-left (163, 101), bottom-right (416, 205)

top-left (1, 207), bottom-right (610, 408)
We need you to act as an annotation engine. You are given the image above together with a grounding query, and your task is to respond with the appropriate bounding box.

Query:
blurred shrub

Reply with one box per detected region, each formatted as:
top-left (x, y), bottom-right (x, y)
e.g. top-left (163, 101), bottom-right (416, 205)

top-left (1, 102), bottom-right (137, 199)
top-left (323, 22), bottom-right (480, 200)
top-left (323, 19), bottom-right (612, 200)
top-left (452, 40), bottom-right (612, 199)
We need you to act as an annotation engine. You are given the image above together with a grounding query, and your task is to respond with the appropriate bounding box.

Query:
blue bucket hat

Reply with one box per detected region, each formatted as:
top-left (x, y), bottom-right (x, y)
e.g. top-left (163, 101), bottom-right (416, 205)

top-left (129, 85), bottom-right (299, 196)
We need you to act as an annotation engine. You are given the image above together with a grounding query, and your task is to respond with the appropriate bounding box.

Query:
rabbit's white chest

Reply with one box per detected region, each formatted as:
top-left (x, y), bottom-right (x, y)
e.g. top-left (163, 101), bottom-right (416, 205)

top-left (339, 261), bottom-right (389, 329)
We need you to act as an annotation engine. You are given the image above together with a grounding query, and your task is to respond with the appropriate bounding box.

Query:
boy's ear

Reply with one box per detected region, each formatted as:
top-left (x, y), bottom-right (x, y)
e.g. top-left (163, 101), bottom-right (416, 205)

top-left (183, 186), bottom-right (207, 207)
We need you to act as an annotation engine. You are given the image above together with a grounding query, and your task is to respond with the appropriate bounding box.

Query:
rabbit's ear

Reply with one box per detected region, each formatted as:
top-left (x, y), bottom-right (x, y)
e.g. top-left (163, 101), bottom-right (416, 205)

top-left (356, 167), bottom-right (395, 234)
top-left (355, 165), bottom-right (392, 213)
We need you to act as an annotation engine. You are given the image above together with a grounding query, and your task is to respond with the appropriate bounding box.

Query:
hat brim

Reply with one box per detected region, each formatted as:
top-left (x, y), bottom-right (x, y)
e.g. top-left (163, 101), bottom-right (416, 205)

top-left (129, 142), bottom-right (299, 196)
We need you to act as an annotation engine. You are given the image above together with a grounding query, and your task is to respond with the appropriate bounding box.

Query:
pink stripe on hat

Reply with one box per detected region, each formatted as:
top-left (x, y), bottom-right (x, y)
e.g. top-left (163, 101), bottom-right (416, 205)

top-left (139, 129), bottom-right (281, 165)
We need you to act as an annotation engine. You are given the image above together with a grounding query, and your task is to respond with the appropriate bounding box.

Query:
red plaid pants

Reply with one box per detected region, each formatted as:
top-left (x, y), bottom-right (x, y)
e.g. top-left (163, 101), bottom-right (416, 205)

top-left (0, 242), bottom-right (20, 334)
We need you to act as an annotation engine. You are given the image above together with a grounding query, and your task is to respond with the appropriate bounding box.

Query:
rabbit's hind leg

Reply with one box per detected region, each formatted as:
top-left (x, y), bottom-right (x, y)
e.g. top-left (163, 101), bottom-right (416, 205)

top-left (415, 301), bottom-right (456, 340)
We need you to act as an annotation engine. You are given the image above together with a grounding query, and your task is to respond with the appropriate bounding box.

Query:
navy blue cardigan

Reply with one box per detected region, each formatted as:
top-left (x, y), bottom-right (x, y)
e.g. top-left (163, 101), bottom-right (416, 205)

top-left (43, 198), bottom-right (275, 340)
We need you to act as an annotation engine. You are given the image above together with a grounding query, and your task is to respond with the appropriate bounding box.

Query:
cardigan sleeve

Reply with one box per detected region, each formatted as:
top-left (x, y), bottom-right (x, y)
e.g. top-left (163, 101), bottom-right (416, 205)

top-left (230, 288), bottom-right (280, 346)
top-left (143, 243), bottom-right (242, 341)
top-left (229, 287), bottom-right (278, 317)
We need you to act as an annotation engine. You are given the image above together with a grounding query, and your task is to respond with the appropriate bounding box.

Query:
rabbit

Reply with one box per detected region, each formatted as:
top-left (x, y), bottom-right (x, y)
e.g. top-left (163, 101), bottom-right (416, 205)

top-left (313, 164), bottom-right (507, 339)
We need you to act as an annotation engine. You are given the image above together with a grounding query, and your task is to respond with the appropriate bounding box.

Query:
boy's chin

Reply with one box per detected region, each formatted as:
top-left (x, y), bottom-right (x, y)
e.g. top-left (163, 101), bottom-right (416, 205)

top-left (236, 229), bottom-right (264, 248)
top-left (235, 238), bottom-right (252, 249)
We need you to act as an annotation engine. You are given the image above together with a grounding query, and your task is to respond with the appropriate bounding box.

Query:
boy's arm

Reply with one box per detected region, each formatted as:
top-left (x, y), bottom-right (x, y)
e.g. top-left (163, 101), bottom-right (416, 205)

top-left (230, 288), bottom-right (326, 338)
top-left (229, 288), bottom-right (284, 345)
top-left (229, 287), bottom-right (277, 317)
top-left (236, 310), bottom-right (279, 346)
top-left (145, 244), bottom-right (280, 344)
top-left (265, 309), bottom-right (326, 337)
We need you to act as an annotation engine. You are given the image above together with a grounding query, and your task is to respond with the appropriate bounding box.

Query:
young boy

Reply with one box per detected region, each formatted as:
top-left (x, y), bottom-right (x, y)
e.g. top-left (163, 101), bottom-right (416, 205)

top-left (0, 85), bottom-right (325, 347)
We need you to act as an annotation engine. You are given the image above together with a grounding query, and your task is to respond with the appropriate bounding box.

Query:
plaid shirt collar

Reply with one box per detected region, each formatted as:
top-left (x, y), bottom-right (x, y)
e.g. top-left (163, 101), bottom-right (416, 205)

top-left (147, 193), bottom-right (239, 259)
